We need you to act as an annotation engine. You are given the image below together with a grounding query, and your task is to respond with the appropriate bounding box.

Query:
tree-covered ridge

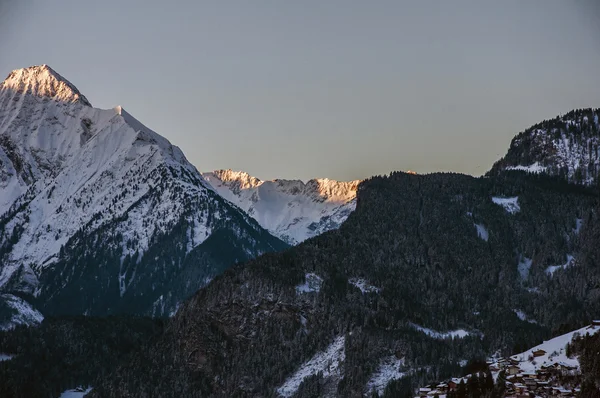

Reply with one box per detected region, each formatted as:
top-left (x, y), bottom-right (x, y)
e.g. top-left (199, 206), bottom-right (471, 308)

top-left (0, 316), bottom-right (163, 398)
top-left (90, 171), bottom-right (600, 397)
top-left (490, 108), bottom-right (600, 185)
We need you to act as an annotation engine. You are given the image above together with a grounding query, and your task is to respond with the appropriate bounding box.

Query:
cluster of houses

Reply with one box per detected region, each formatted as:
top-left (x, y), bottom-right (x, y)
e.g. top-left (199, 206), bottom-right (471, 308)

top-left (413, 321), bottom-right (600, 398)
top-left (414, 347), bottom-right (585, 398)
top-left (492, 352), bottom-right (581, 397)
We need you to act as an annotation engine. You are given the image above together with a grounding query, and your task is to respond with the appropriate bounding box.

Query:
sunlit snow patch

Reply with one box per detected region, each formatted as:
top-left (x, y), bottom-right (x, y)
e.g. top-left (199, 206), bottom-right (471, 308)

top-left (474, 223), bottom-right (488, 241)
top-left (365, 356), bottom-right (407, 396)
top-left (545, 255), bottom-right (575, 276)
top-left (492, 196), bottom-right (520, 214)
top-left (276, 336), bottom-right (345, 397)
top-left (349, 278), bottom-right (380, 293)
top-left (410, 323), bottom-right (471, 339)
top-left (295, 273), bottom-right (323, 294)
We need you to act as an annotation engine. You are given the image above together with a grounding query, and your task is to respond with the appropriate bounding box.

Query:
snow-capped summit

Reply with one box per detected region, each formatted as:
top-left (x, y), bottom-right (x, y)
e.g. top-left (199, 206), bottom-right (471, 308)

top-left (203, 169), bottom-right (360, 245)
top-left (1, 64), bottom-right (91, 106)
top-left (0, 66), bottom-right (286, 317)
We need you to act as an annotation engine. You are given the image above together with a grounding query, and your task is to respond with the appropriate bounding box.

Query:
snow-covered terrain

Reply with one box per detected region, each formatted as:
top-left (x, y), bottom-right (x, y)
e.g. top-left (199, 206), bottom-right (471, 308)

top-left (59, 387), bottom-right (93, 398)
top-left (410, 323), bottom-right (472, 339)
top-left (0, 65), bottom-right (285, 316)
top-left (0, 294), bottom-right (43, 330)
top-left (545, 254), bottom-right (575, 276)
top-left (365, 356), bottom-right (406, 396)
top-left (202, 169), bottom-right (360, 245)
top-left (295, 273), bottom-right (323, 294)
top-left (492, 196), bottom-right (520, 214)
top-left (509, 323), bottom-right (599, 373)
top-left (517, 256), bottom-right (533, 281)
top-left (349, 278), bottom-right (380, 294)
top-left (276, 336), bottom-right (345, 397)
top-left (505, 162), bottom-right (547, 174)
top-left (492, 108), bottom-right (600, 185)
top-left (474, 223), bottom-right (489, 241)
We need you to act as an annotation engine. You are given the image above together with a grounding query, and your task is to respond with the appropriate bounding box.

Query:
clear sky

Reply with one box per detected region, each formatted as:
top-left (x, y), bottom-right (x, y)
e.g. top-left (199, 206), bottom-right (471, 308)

top-left (1, 1), bottom-right (600, 181)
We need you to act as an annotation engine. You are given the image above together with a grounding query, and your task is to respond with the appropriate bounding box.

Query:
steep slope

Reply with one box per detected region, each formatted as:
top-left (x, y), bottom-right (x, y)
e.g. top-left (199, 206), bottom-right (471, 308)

top-left (490, 108), bottom-right (600, 185)
top-left (92, 171), bottom-right (600, 397)
top-left (0, 65), bottom-right (287, 317)
top-left (202, 169), bottom-right (360, 244)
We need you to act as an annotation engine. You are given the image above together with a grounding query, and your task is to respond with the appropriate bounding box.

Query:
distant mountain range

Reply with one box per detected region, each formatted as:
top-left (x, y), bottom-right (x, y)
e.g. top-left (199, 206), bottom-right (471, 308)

top-left (202, 169), bottom-right (359, 245)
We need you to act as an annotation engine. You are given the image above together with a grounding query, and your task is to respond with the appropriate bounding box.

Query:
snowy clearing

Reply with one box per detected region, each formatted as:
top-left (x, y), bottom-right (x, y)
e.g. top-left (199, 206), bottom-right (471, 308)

top-left (349, 278), bottom-right (380, 294)
top-left (517, 257), bottom-right (532, 281)
top-left (410, 323), bottom-right (471, 339)
top-left (545, 255), bottom-right (575, 276)
top-left (474, 223), bottom-right (488, 241)
top-left (295, 273), bottom-right (323, 294)
top-left (491, 196), bottom-right (520, 214)
top-left (513, 309), bottom-right (537, 324)
top-left (365, 356), bottom-right (407, 396)
top-left (505, 162), bottom-right (546, 174)
top-left (276, 336), bottom-right (345, 397)
top-left (59, 387), bottom-right (93, 398)
top-left (0, 353), bottom-right (14, 361)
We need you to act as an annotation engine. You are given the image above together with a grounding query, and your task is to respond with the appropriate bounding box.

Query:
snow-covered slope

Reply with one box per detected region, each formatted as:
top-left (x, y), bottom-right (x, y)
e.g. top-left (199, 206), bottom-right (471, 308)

top-left (508, 323), bottom-right (599, 374)
top-left (0, 294), bottom-right (44, 330)
top-left (490, 108), bottom-right (600, 185)
top-left (202, 169), bottom-right (360, 244)
top-left (0, 65), bottom-right (286, 316)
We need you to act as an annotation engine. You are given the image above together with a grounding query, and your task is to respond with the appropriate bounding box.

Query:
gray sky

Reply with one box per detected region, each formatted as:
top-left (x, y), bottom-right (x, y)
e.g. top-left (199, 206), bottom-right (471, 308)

top-left (1, 1), bottom-right (599, 181)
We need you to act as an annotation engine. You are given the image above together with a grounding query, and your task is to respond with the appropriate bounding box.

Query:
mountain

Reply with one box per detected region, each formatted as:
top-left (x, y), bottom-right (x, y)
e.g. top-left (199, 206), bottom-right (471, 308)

top-left (0, 65), bottom-right (287, 318)
top-left (490, 108), bottom-right (600, 185)
top-left (89, 170), bottom-right (600, 397)
top-left (202, 169), bottom-right (360, 245)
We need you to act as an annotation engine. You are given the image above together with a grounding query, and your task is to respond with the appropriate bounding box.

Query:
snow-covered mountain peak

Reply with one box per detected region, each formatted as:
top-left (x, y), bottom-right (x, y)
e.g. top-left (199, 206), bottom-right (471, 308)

top-left (210, 169), bottom-right (262, 191)
top-left (1, 64), bottom-right (91, 106)
top-left (202, 170), bottom-right (360, 244)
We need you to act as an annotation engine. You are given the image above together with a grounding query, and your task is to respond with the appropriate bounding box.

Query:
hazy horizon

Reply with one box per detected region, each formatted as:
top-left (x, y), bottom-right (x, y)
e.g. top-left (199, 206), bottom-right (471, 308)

top-left (2, 0), bottom-right (600, 181)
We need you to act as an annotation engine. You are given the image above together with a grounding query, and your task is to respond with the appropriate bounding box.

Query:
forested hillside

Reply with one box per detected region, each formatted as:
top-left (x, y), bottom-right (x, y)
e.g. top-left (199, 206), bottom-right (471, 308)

top-left (89, 171), bottom-right (600, 397)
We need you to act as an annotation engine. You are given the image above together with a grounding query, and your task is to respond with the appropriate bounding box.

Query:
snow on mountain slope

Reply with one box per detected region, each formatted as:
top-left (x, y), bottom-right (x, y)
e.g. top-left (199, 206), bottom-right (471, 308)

top-left (507, 323), bottom-right (599, 373)
top-left (0, 294), bottom-right (44, 330)
top-left (0, 65), bottom-right (286, 316)
top-left (490, 108), bottom-right (600, 185)
top-left (202, 169), bottom-right (360, 244)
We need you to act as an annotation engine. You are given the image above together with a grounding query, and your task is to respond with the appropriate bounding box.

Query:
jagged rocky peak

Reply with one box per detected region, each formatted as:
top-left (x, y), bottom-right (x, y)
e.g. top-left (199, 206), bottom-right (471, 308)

top-left (208, 169), bottom-right (360, 200)
top-left (211, 169), bottom-right (263, 191)
top-left (1, 64), bottom-right (91, 106)
top-left (490, 108), bottom-right (600, 185)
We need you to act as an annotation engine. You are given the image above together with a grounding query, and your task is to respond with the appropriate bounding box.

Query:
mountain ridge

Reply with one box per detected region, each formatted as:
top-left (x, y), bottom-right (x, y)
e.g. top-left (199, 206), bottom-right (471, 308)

top-left (202, 169), bottom-right (360, 244)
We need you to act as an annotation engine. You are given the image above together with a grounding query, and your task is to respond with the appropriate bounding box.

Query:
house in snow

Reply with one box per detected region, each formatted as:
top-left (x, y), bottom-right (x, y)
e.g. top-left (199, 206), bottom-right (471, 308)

top-left (532, 349), bottom-right (546, 357)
